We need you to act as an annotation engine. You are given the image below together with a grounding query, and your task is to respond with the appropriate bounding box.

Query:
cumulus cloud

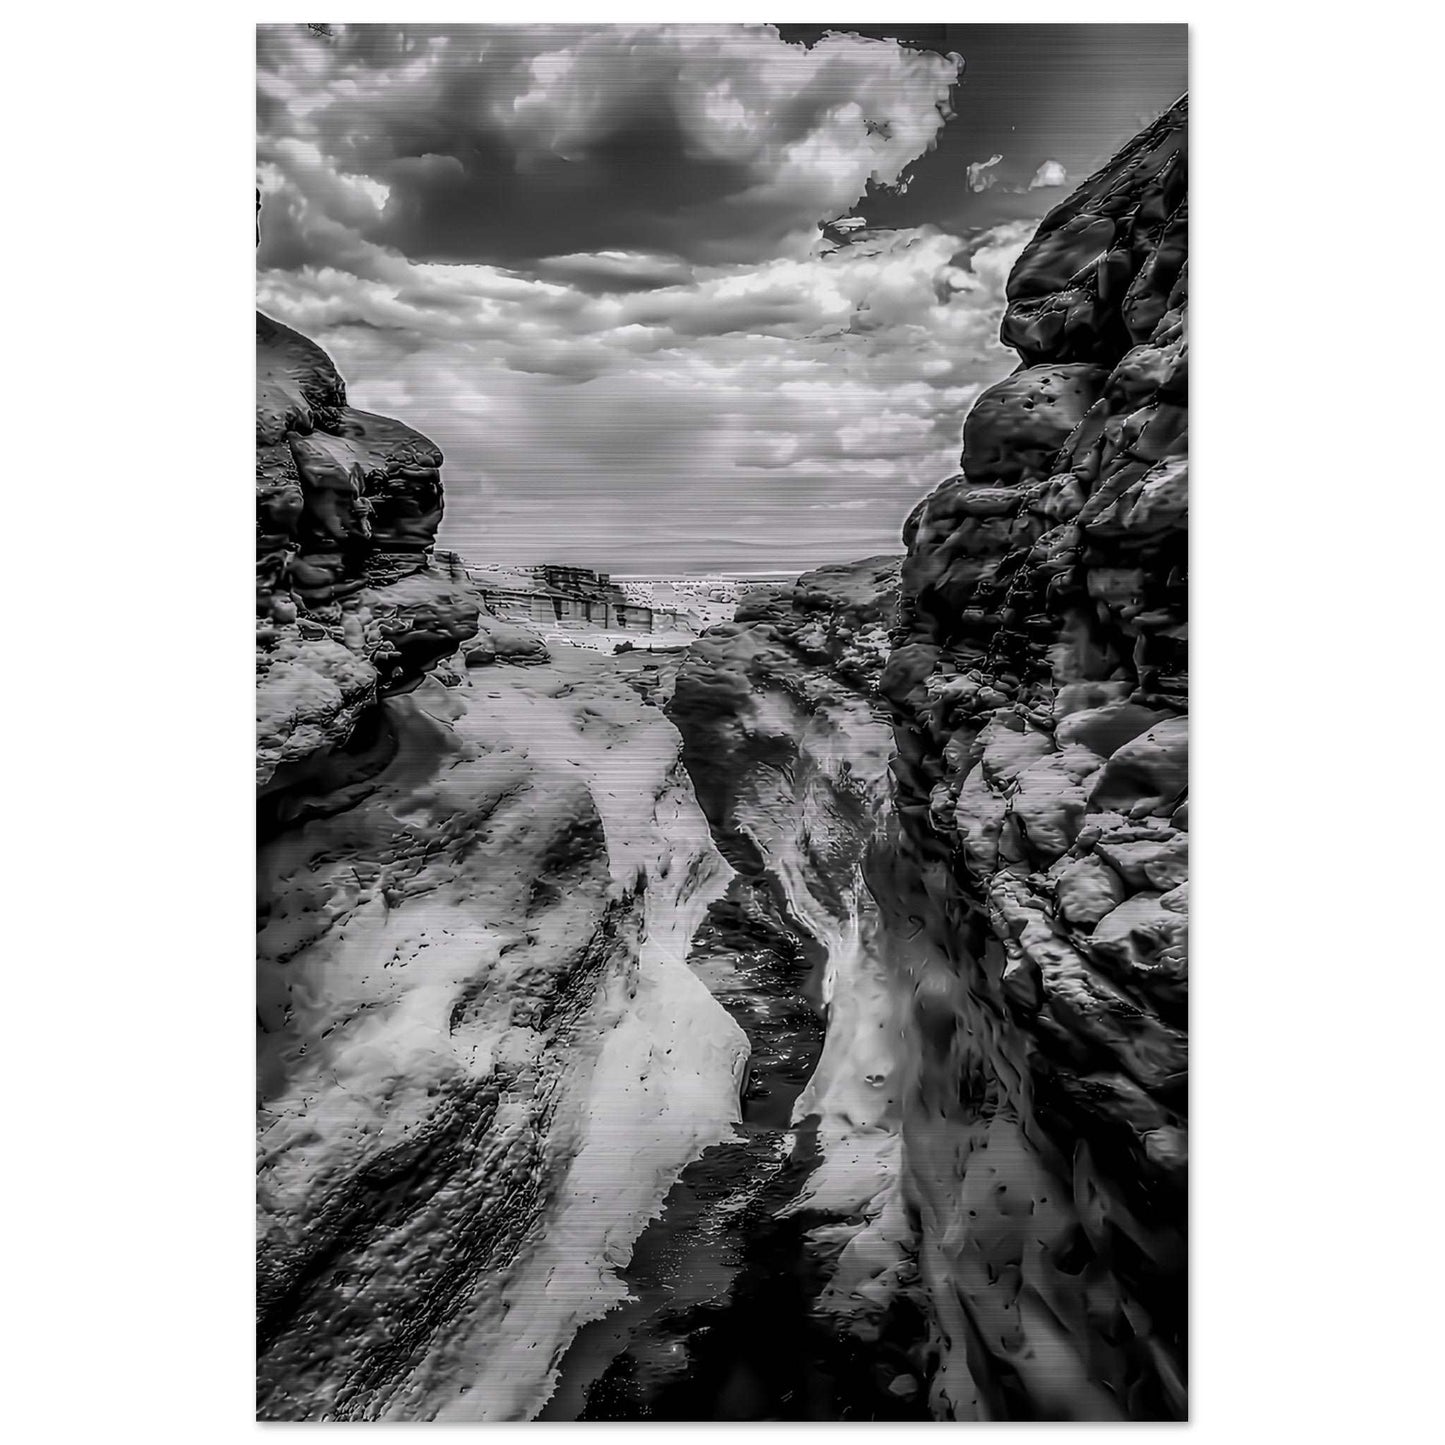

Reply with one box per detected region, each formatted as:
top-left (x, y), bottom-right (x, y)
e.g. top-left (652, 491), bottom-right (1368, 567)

top-left (950, 219), bottom-right (1036, 299)
top-left (1029, 158), bottom-right (1068, 189)
top-left (257, 214), bottom-right (1027, 569)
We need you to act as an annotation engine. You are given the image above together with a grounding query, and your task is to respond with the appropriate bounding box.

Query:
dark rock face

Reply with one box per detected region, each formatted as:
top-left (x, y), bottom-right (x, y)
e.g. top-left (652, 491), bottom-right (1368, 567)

top-left (255, 313), bottom-right (479, 787)
top-left (872, 97), bottom-right (1188, 1420)
top-left (670, 555), bottom-right (900, 871)
top-left (666, 558), bottom-right (924, 1383)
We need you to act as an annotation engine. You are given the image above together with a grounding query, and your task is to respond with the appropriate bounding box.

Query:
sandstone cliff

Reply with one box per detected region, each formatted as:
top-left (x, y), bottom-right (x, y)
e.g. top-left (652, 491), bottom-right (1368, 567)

top-left (256, 312), bottom-right (481, 790)
top-left (871, 96), bottom-right (1188, 1420)
top-left (257, 650), bottom-right (748, 1420)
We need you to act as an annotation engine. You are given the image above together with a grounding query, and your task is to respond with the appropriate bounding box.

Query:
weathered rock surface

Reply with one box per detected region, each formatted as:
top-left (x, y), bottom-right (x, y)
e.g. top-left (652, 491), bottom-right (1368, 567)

top-left (871, 97), bottom-right (1188, 1421)
top-left (670, 556), bottom-right (899, 926)
top-left (256, 313), bottom-right (480, 788)
top-left (669, 557), bottom-right (920, 1351)
top-left (464, 617), bottom-right (551, 668)
top-left (257, 650), bottom-right (747, 1420)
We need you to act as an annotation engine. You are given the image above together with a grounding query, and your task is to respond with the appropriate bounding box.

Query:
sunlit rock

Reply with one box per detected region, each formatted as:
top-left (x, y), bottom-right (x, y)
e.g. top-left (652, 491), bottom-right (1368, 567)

top-left (258, 657), bottom-right (747, 1421)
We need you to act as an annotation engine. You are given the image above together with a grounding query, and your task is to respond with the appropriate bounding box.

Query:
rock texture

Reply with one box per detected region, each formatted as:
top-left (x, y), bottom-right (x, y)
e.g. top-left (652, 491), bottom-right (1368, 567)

top-left (872, 97), bottom-right (1188, 1421)
top-left (256, 313), bottom-right (480, 789)
top-left (257, 650), bottom-right (747, 1420)
top-left (671, 556), bottom-right (900, 860)
top-left (669, 557), bottom-right (920, 1347)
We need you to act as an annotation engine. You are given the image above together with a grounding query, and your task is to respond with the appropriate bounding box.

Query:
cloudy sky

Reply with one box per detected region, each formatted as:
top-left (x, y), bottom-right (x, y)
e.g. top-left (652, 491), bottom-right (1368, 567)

top-left (257, 22), bottom-right (1185, 574)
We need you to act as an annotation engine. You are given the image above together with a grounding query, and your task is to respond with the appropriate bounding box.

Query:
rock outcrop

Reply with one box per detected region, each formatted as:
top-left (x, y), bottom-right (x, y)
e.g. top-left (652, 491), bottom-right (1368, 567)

top-left (257, 650), bottom-right (747, 1420)
top-left (671, 555), bottom-right (900, 869)
top-left (871, 97), bottom-right (1188, 1420)
top-left (256, 313), bottom-right (480, 790)
top-left (669, 557), bottom-right (919, 1345)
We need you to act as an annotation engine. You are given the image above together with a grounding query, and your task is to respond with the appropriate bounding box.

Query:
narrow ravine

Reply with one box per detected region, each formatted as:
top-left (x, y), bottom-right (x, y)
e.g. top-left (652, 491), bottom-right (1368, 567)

top-left (542, 867), bottom-right (926, 1422)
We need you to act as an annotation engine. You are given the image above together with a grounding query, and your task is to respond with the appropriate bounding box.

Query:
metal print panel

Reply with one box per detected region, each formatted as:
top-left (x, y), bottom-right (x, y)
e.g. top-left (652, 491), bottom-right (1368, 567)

top-left (255, 21), bottom-right (1188, 1421)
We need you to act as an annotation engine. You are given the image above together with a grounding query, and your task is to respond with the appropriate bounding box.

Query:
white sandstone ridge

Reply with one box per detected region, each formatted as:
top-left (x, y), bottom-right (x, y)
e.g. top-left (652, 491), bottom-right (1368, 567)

top-left (257, 646), bottom-right (747, 1421)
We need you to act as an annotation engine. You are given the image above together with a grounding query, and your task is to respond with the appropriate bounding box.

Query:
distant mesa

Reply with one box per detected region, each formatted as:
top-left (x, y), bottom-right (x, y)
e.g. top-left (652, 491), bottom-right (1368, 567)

top-left (451, 557), bottom-right (796, 640)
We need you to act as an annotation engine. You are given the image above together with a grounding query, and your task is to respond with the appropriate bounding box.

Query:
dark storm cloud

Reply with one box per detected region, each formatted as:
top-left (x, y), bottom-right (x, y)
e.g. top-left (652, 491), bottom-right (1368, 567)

top-left (779, 23), bottom-right (1186, 235)
top-left (257, 23), bottom-right (961, 270)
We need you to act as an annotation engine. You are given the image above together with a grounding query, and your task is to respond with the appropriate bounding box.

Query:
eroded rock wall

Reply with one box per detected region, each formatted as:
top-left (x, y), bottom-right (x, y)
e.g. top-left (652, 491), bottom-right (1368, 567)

top-left (872, 97), bottom-right (1188, 1421)
top-left (257, 653), bottom-right (748, 1420)
top-left (256, 313), bottom-right (480, 789)
top-left (669, 557), bottom-right (920, 1341)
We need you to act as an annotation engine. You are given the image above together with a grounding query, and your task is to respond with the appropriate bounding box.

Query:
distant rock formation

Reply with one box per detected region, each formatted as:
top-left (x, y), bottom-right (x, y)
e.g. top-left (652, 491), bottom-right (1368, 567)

top-left (464, 562), bottom-right (690, 638)
top-left (871, 96), bottom-right (1188, 1420)
top-left (256, 313), bottom-right (480, 790)
top-left (616, 574), bottom-right (766, 630)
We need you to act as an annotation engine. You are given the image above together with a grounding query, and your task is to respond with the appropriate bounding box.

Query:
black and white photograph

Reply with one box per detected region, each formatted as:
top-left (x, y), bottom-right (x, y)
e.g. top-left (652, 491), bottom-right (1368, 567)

top-left (253, 20), bottom-right (1189, 1422)
top-left (15, 8), bottom-right (1444, 1440)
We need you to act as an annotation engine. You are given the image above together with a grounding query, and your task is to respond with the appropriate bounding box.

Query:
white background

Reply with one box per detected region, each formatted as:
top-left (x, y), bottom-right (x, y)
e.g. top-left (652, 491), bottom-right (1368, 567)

top-left (4, 2), bottom-right (1439, 1439)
